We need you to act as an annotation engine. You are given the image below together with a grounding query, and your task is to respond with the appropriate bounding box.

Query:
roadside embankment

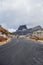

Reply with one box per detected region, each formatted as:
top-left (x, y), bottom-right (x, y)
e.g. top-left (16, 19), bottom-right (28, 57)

top-left (0, 36), bottom-right (11, 46)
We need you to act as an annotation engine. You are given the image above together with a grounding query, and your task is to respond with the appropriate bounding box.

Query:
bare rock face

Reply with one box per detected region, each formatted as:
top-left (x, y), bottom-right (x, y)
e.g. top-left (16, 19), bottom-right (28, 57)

top-left (18, 25), bottom-right (27, 30)
top-left (32, 25), bottom-right (42, 31)
top-left (12, 25), bottom-right (42, 35)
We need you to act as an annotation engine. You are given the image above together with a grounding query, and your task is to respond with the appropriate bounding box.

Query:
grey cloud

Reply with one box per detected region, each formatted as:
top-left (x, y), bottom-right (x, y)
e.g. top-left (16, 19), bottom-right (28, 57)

top-left (0, 0), bottom-right (43, 29)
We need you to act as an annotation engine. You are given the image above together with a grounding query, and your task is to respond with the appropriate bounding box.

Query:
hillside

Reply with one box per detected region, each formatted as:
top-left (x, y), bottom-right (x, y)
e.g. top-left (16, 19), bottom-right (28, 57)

top-left (12, 25), bottom-right (42, 35)
top-left (0, 25), bottom-right (10, 36)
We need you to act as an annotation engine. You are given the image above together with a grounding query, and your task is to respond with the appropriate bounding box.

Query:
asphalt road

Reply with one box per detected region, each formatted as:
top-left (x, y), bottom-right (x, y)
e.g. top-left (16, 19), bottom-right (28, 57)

top-left (0, 38), bottom-right (43, 65)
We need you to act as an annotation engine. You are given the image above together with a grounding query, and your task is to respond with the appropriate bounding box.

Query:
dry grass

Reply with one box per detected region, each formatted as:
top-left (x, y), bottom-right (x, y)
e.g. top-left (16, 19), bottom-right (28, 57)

top-left (29, 35), bottom-right (43, 41)
top-left (0, 36), bottom-right (7, 42)
top-left (0, 36), bottom-right (10, 46)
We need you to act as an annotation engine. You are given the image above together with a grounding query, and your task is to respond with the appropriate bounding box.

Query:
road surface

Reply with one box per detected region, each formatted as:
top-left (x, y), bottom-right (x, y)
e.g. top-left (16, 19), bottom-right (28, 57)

top-left (0, 38), bottom-right (43, 65)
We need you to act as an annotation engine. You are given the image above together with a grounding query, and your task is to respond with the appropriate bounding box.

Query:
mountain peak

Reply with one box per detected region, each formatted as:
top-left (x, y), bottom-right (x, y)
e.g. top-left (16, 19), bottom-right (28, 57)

top-left (18, 25), bottom-right (27, 30)
top-left (33, 25), bottom-right (42, 31)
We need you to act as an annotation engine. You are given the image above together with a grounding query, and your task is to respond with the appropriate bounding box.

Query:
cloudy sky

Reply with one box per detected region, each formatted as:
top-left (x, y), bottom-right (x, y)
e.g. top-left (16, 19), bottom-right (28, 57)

top-left (0, 0), bottom-right (43, 30)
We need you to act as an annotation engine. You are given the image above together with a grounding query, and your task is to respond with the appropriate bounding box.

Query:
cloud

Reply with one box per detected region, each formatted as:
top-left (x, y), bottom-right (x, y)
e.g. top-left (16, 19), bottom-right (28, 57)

top-left (0, 23), bottom-right (8, 29)
top-left (0, 0), bottom-right (43, 29)
top-left (8, 28), bottom-right (16, 32)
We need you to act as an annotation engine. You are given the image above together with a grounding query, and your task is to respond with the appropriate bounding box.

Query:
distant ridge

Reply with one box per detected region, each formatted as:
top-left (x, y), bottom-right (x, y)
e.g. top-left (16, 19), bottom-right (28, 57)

top-left (12, 25), bottom-right (43, 35)
top-left (32, 25), bottom-right (42, 31)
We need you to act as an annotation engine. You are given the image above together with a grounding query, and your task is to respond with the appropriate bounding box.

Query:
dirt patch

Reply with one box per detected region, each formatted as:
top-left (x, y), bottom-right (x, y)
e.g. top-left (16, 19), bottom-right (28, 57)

top-left (0, 36), bottom-right (10, 46)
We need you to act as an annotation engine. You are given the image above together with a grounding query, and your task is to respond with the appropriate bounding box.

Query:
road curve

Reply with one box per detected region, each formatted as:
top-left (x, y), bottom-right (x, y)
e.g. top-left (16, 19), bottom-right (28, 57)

top-left (0, 38), bottom-right (43, 65)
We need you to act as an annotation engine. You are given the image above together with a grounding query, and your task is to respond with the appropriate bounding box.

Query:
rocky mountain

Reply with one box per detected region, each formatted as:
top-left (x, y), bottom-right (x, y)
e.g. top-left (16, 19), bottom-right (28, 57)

top-left (12, 25), bottom-right (42, 35)
top-left (32, 25), bottom-right (42, 31)
top-left (18, 25), bottom-right (27, 30)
